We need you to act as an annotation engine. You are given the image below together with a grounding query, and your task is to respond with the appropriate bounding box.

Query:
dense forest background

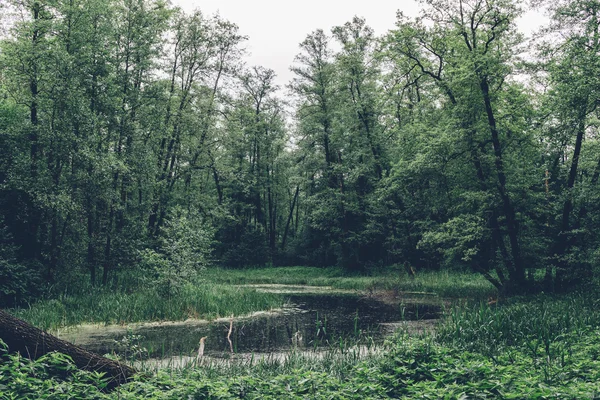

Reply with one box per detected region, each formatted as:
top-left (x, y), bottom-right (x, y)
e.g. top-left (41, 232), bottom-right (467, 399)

top-left (0, 0), bottom-right (599, 304)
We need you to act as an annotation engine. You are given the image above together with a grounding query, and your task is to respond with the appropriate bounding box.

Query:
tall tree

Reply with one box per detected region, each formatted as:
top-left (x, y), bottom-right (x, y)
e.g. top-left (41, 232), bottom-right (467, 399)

top-left (213, 67), bottom-right (288, 266)
top-left (384, 0), bottom-right (537, 291)
top-left (290, 29), bottom-right (341, 266)
top-left (540, 0), bottom-right (600, 288)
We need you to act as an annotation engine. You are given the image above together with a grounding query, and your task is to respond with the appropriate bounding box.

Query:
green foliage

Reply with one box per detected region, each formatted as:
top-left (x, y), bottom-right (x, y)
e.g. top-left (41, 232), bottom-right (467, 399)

top-left (141, 208), bottom-right (213, 297)
top-left (12, 283), bottom-right (283, 330)
top-left (0, 341), bottom-right (109, 399)
top-left (418, 215), bottom-right (488, 265)
top-left (438, 293), bottom-right (600, 359)
top-left (290, 18), bottom-right (390, 271)
top-left (4, 0), bottom-right (600, 394)
top-left (0, 219), bottom-right (42, 307)
top-left (0, 259), bottom-right (41, 307)
top-left (0, 0), bottom-right (598, 318)
top-left (204, 266), bottom-right (497, 299)
top-left (112, 333), bottom-right (149, 362)
top-left (9, 267), bottom-right (495, 333)
top-left (378, 332), bottom-right (600, 398)
top-left (218, 227), bottom-right (270, 268)
top-left (6, 294), bottom-right (600, 399)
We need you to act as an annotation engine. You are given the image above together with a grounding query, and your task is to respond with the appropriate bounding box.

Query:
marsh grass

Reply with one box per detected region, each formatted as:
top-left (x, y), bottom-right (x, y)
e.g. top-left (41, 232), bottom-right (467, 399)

top-left (12, 283), bottom-right (283, 331)
top-left (137, 342), bottom-right (384, 382)
top-left (6, 290), bottom-right (600, 399)
top-left (5, 327), bottom-right (600, 399)
top-left (119, 325), bottom-right (386, 384)
top-left (438, 292), bottom-right (600, 366)
top-left (11, 266), bottom-right (495, 331)
top-left (206, 266), bottom-right (497, 299)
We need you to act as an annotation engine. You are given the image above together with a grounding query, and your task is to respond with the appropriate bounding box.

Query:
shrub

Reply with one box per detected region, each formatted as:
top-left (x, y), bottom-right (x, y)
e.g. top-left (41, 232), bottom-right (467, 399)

top-left (141, 207), bottom-right (213, 297)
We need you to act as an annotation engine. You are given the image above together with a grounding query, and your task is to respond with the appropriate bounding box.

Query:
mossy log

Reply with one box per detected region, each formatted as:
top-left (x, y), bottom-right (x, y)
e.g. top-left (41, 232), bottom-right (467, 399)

top-left (0, 309), bottom-right (136, 388)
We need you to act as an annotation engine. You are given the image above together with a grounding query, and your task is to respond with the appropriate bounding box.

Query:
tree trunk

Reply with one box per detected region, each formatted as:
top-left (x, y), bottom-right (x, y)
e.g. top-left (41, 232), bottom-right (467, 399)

top-left (555, 112), bottom-right (587, 288)
top-left (87, 208), bottom-right (96, 285)
top-left (0, 310), bottom-right (135, 388)
top-left (479, 77), bottom-right (525, 289)
top-left (281, 186), bottom-right (300, 251)
top-left (267, 184), bottom-right (276, 256)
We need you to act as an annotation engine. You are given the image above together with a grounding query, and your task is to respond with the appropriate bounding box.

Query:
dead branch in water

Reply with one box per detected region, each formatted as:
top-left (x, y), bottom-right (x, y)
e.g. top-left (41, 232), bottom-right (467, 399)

top-left (227, 316), bottom-right (233, 353)
top-left (196, 336), bottom-right (207, 361)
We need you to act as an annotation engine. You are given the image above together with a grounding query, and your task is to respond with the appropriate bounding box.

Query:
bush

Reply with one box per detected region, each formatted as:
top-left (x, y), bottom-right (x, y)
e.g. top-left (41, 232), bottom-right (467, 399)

top-left (218, 227), bottom-right (270, 268)
top-left (0, 220), bottom-right (42, 307)
top-left (141, 207), bottom-right (213, 297)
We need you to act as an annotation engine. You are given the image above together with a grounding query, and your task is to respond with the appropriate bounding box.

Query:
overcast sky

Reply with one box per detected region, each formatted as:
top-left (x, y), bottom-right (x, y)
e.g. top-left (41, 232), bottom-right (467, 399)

top-left (174, 0), bottom-right (548, 88)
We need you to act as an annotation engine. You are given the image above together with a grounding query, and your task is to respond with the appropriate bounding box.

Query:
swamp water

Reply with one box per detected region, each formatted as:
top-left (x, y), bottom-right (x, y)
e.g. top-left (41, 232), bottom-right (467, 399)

top-left (57, 288), bottom-right (440, 366)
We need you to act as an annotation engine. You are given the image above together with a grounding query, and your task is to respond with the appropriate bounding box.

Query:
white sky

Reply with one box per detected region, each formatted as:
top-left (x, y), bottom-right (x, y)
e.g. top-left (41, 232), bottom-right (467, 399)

top-left (174, 0), bottom-right (548, 88)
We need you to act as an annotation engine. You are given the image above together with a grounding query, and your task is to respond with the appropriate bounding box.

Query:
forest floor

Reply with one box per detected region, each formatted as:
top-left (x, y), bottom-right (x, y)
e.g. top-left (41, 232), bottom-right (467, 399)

top-left (4, 268), bottom-right (600, 399)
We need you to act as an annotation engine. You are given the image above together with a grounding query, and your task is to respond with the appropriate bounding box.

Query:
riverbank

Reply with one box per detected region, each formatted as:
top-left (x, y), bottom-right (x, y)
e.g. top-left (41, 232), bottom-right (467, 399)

top-left (50, 286), bottom-right (440, 366)
top-left (12, 268), bottom-right (600, 398)
top-left (205, 266), bottom-right (497, 299)
top-left (10, 283), bottom-right (284, 331)
top-left (10, 267), bottom-right (496, 331)
top-left (3, 290), bottom-right (600, 399)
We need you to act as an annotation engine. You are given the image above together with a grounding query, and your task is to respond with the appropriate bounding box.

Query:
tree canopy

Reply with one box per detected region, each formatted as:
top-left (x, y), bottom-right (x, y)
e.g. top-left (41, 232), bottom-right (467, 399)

top-left (1, 0), bottom-right (599, 302)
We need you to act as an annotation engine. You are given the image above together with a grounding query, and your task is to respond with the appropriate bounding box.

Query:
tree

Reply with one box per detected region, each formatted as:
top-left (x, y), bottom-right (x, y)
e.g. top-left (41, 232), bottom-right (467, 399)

top-left (539, 0), bottom-right (600, 288)
top-left (383, 0), bottom-right (538, 291)
top-left (290, 29), bottom-right (341, 266)
top-left (331, 17), bottom-right (388, 270)
top-left (212, 66), bottom-right (288, 266)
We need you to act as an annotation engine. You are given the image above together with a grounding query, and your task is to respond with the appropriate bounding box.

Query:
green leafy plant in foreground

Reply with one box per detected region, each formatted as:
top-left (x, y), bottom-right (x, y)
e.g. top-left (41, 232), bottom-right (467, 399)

top-left (6, 290), bottom-right (600, 399)
top-left (438, 292), bottom-right (600, 358)
top-left (5, 308), bottom-right (600, 399)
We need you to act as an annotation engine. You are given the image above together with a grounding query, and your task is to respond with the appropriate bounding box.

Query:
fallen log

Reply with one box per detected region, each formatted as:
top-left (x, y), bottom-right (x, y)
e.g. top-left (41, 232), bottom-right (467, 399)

top-left (0, 309), bottom-right (136, 388)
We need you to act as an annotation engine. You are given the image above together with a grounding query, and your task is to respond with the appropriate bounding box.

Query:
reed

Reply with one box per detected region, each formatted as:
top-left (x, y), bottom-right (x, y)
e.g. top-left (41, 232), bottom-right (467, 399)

top-left (138, 337), bottom-right (384, 381)
top-left (206, 266), bottom-right (496, 298)
top-left (437, 291), bottom-right (600, 362)
top-left (12, 283), bottom-right (284, 331)
top-left (11, 266), bottom-right (496, 330)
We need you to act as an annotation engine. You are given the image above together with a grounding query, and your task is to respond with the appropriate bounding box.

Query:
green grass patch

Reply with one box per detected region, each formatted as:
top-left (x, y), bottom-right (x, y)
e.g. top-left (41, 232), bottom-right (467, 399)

top-left (5, 283), bottom-right (600, 398)
top-left (11, 283), bottom-right (283, 331)
top-left (438, 292), bottom-right (600, 359)
top-left (206, 266), bottom-right (497, 299)
top-left (11, 266), bottom-right (497, 331)
top-left (4, 323), bottom-right (600, 398)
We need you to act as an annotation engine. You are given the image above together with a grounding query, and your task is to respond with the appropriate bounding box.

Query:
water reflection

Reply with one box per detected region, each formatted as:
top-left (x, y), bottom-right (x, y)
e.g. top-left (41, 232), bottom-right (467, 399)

top-left (65, 292), bottom-right (440, 359)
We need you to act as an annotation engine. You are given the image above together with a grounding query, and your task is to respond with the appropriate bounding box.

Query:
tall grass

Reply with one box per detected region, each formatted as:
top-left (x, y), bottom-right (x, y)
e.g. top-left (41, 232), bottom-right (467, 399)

top-left (12, 283), bottom-right (284, 331)
top-left (11, 266), bottom-right (497, 330)
top-left (7, 273), bottom-right (600, 398)
top-left (137, 338), bottom-right (384, 382)
top-left (206, 266), bottom-right (497, 298)
top-left (437, 292), bottom-right (600, 362)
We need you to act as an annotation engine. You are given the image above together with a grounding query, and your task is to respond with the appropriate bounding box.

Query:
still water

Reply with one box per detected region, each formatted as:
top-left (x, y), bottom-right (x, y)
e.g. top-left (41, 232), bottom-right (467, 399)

top-left (59, 290), bottom-right (440, 360)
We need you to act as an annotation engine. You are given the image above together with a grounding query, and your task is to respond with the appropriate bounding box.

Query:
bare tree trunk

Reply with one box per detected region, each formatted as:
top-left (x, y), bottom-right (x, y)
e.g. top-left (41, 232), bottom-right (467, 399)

top-left (0, 310), bottom-right (135, 389)
top-left (555, 113), bottom-right (587, 288)
top-left (281, 186), bottom-right (300, 251)
top-left (480, 77), bottom-right (525, 290)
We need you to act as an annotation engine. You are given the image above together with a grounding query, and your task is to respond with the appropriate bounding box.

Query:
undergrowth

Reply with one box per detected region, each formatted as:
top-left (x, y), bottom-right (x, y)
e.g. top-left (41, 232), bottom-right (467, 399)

top-left (4, 292), bottom-right (600, 398)
top-left (11, 283), bottom-right (283, 331)
top-left (3, 328), bottom-right (600, 398)
top-left (10, 267), bottom-right (495, 331)
top-left (206, 266), bottom-right (497, 299)
top-left (438, 292), bottom-right (600, 373)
